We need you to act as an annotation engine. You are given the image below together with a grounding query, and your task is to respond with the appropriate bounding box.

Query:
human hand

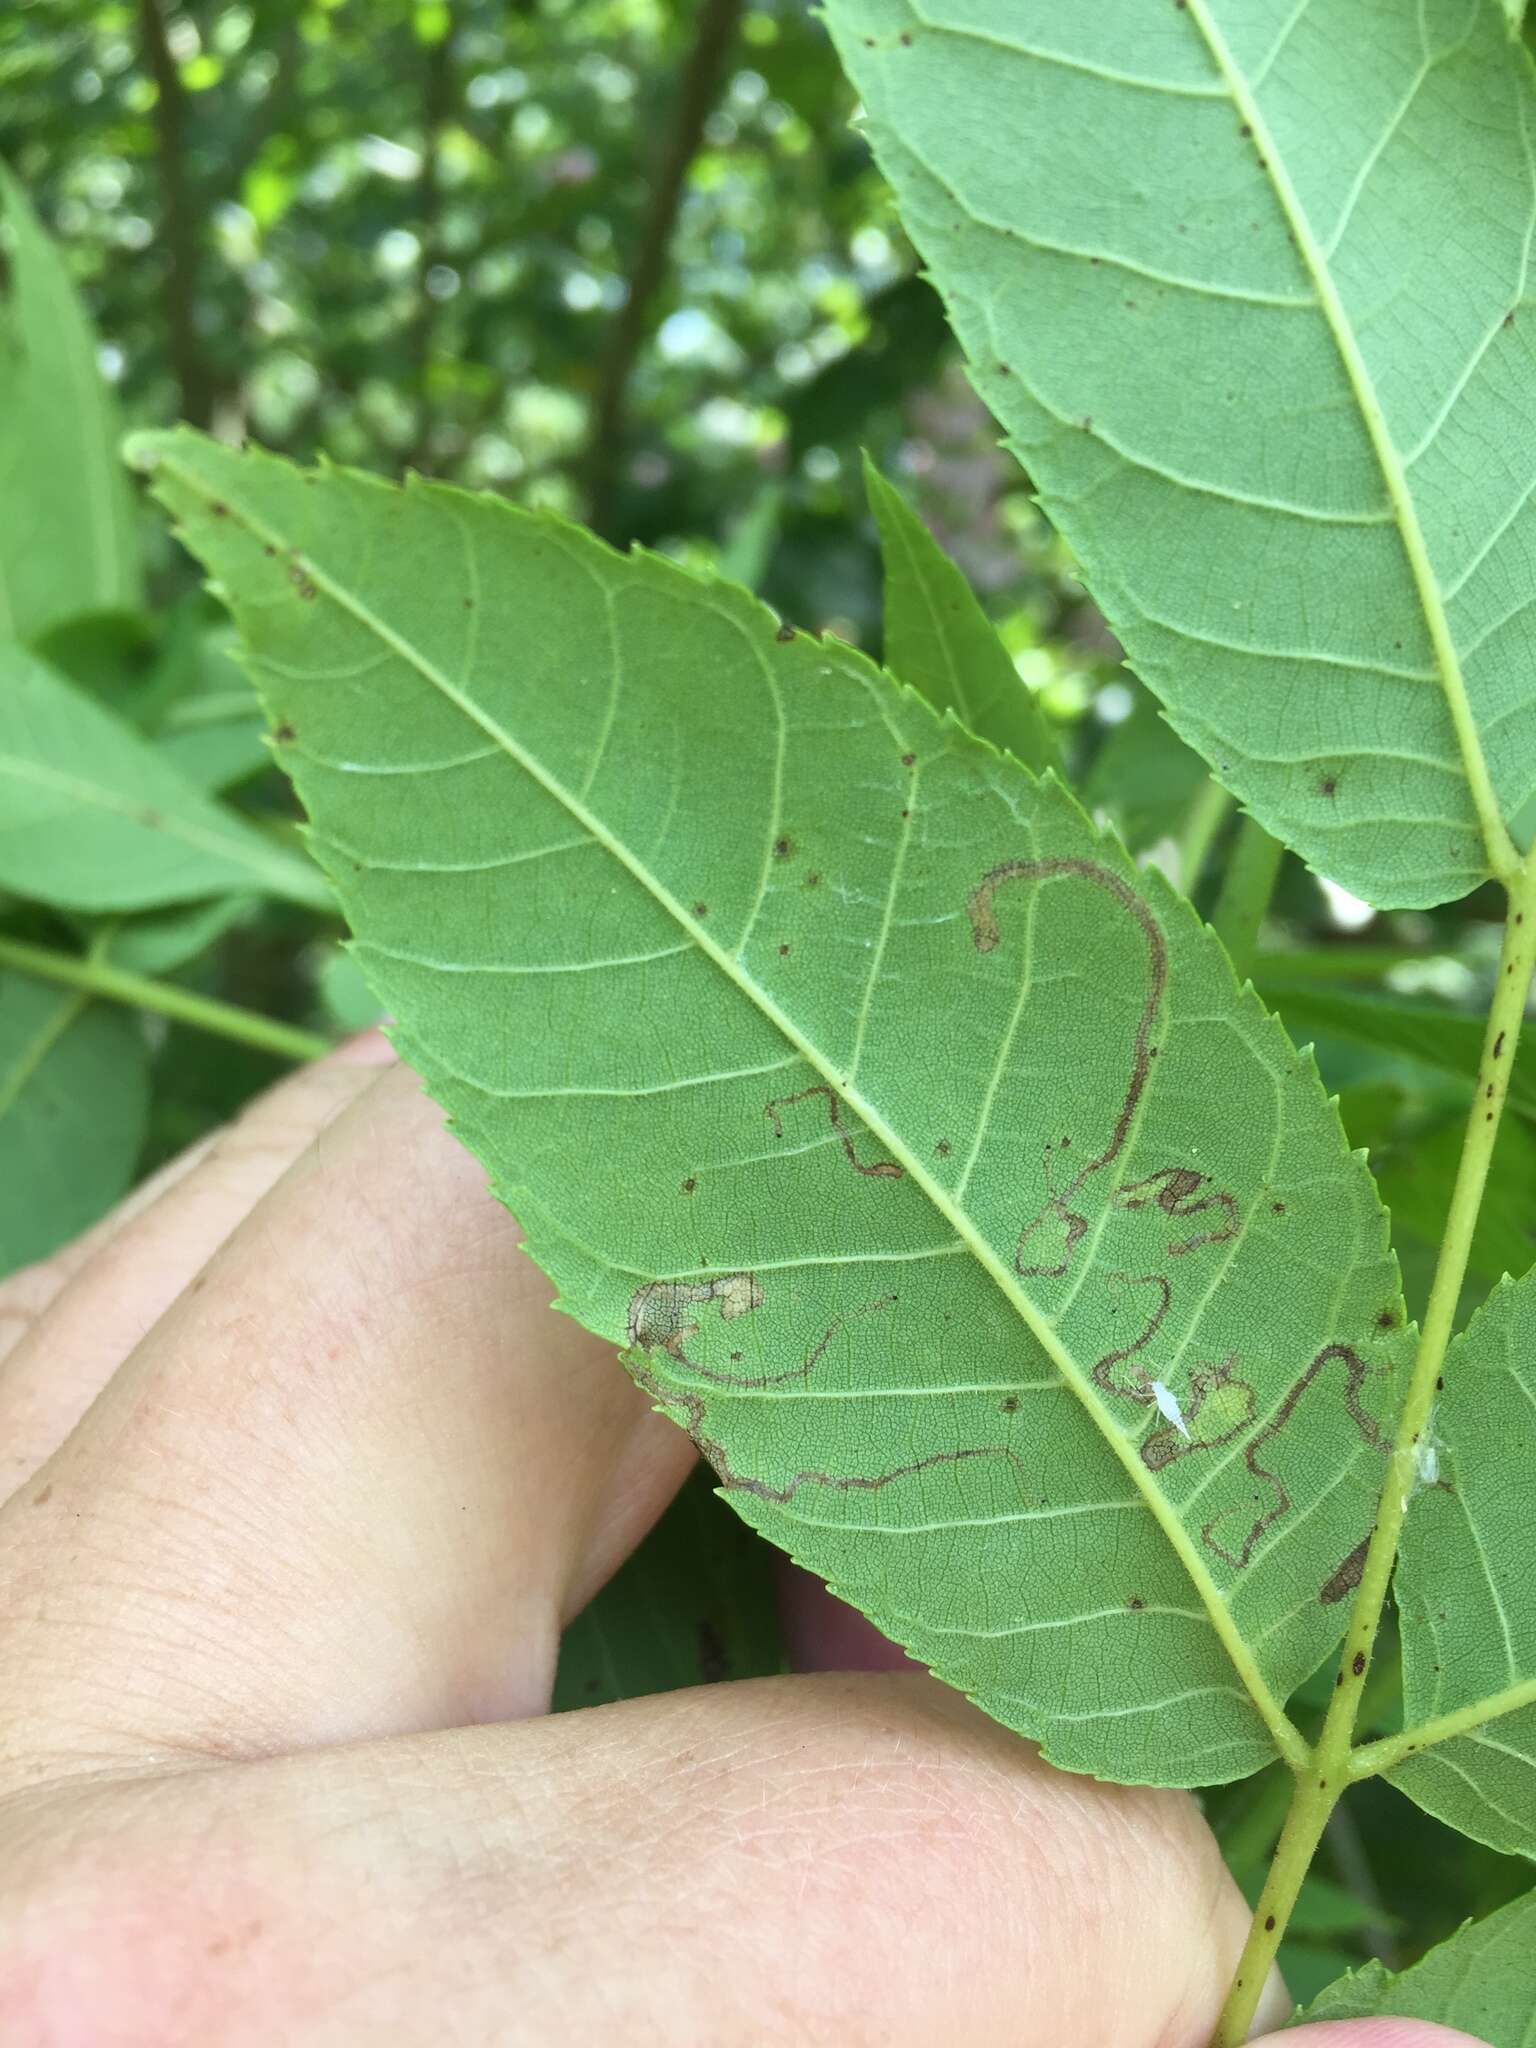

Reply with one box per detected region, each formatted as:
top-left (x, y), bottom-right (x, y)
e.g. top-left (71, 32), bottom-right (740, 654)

top-left (0, 1039), bottom-right (1491, 2046)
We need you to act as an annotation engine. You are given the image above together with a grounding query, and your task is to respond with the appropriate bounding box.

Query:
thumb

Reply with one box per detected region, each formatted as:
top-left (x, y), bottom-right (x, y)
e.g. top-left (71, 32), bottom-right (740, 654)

top-left (1262, 2023), bottom-right (1495, 2046)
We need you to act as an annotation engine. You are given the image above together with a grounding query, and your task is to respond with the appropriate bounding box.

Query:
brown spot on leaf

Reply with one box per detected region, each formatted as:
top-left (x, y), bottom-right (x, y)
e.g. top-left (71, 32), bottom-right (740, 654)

top-left (778, 943), bottom-right (790, 956)
top-left (627, 1273), bottom-right (765, 1360)
top-left (935, 1138), bottom-right (952, 1157)
top-left (1320, 1537), bottom-right (1369, 1605)
top-left (775, 623), bottom-right (794, 643)
top-left (681, 1177), bottom-right (697, 1195)
top-left (1000, 1396), bottom-right (1019, 1415)
top-left (1128, 1595), bottom-right (1145, 1610)
top-left (773, 837), bottom-right (793, 859)
top-left (274, 722), bottom-right (296, 743)
top-left (1376, 1309), bottom-right (1396, 1330)
top-left (1352, 1650), bottom-right (1366, 1676)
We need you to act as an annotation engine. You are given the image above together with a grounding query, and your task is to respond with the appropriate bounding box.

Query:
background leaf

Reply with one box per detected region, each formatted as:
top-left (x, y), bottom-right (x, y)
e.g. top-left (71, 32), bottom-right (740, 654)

top-left (1082, 686), bottom-right (1213, 866)
top-left (0, 964), bottom-right (147, 1278)
top-left (864, 453), bottom-right (1057, 770)
top-left (0, 161), bottom-right (140, 645)
top-left (552, 1468), bottom-right (784, 1710)
top-left (0, 643), bottom-right (330, 914)
top-left (140, 427), bottom-right (1414, 1789)
top-left (1296, 1887), bottom-right (1536, 2038)
top-left (1386, 1268), bottom-right (1536, 1857)
top-left (1257, 978), bottom-right (1536, 1131)
top-left (823, 0), bottom-right (1536, 909)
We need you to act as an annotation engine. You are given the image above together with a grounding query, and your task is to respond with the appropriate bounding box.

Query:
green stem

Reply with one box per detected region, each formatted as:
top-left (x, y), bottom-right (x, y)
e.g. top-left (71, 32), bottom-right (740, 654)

top-left (1176, 777), bottom-right (1233, 898)
top-left (1210, 850), bottom-right (1536, 2047)
top-left (1349, 1671), bottom-right (1536, 1781)
top-left (0, 934), bottom-right (333, 1065)
top-left (1210, 814), bottom-right (1284, 978)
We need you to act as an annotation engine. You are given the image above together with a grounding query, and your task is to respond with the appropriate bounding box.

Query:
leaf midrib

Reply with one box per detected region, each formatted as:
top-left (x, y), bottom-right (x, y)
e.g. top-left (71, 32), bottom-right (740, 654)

top-left (1183, 0), bottom-right (1520, 883)
top-left (159, 451), bottom-right (1309, 1769)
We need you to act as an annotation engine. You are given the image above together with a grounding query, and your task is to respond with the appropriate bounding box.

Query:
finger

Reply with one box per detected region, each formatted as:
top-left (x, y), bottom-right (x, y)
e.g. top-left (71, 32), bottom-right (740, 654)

top-left (780, 1558), bottom-right (913, 1673)
top-left (0, 1057), bottom-right (693, 1782)
top-left (7, 1673), bottom-right (1288, 2048)
top-left (1268, 2026), bottom-right (1494, 2047)
top-left (0, 1029), bottom-right (395, 1493)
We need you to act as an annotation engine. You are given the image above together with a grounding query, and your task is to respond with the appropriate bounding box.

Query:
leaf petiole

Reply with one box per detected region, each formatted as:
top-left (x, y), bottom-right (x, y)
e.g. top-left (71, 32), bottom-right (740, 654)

top-left (0, 932), bottom-right (333, 1065)
top-left (1210, 848), bottom-right (1536, 2045)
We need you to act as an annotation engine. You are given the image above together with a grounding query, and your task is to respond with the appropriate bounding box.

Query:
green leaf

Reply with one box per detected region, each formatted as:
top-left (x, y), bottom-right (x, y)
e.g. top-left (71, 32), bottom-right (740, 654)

top-left (1375, 1111), bottom-right (1536, 1299)
top-left (1287, 1873), bottom-right (1398, 1940)
top-left (717, 483), bottom-right (785, 592)
top-left (0, 966), bottom-right (147, 1277)
top-left (1257, 978), bottom-right (1536, 1131)
top-left (152, 622), bottom-right (271, 794)
top-left (863, 454), bottom-right (1057, 771)
top-left (135, 427), bottom-right (1414, 1788)
top-left (0, 643), bottom-right (331, 914)
top-left (315, 944), bottom-right (382, 1035)
top-left (1296, 1889), bottom-right (1536, 2037)
top-left (1275, 1941), bottom-right (1357, 2010)
top-left (0, 162), bottom-right (141, 644)
top-left (552, 1468), bottom-right (784, 1710)
top-left (1082, 688), bottom-right (1211, 862)
top-left (98, 895), bottom-right (256, 978)
top-left (1384, 1268), bottom-right (1536, 1856)
top-left (822, 1), bottom-right (1536, 909)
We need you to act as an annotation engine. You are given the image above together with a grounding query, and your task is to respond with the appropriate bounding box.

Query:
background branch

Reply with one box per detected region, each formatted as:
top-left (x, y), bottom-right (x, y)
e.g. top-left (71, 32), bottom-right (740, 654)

top-left (581, 0), bottom-right (743, 537)
top-left (136, 0), bottom-right (213, 428)
top-left (407, 13), bottom-right (456, 474)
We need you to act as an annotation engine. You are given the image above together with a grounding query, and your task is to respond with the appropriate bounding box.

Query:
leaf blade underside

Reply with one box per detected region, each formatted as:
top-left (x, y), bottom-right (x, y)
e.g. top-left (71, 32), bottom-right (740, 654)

top-left (1385, 1268), bottom-right (1536, 1855)
top-left (823, 0), bottom-right (1536, 909)
top-left (137, 428), bottom-right (1415, 1788)
top-left (1297, 1888), bottom-right (1536, 2040)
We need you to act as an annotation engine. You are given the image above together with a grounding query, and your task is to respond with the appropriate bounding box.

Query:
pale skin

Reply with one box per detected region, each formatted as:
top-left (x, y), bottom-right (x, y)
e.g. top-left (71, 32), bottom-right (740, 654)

top-left (0, 1034), bottom-right (1492, 2047)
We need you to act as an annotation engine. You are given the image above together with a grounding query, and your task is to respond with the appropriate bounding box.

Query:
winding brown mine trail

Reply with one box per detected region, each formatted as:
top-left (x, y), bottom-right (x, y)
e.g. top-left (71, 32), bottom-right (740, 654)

top-left (967, 855), bottom-right (1391, 1578)
top-left (966, 856), bottom-right (1168, 1279)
